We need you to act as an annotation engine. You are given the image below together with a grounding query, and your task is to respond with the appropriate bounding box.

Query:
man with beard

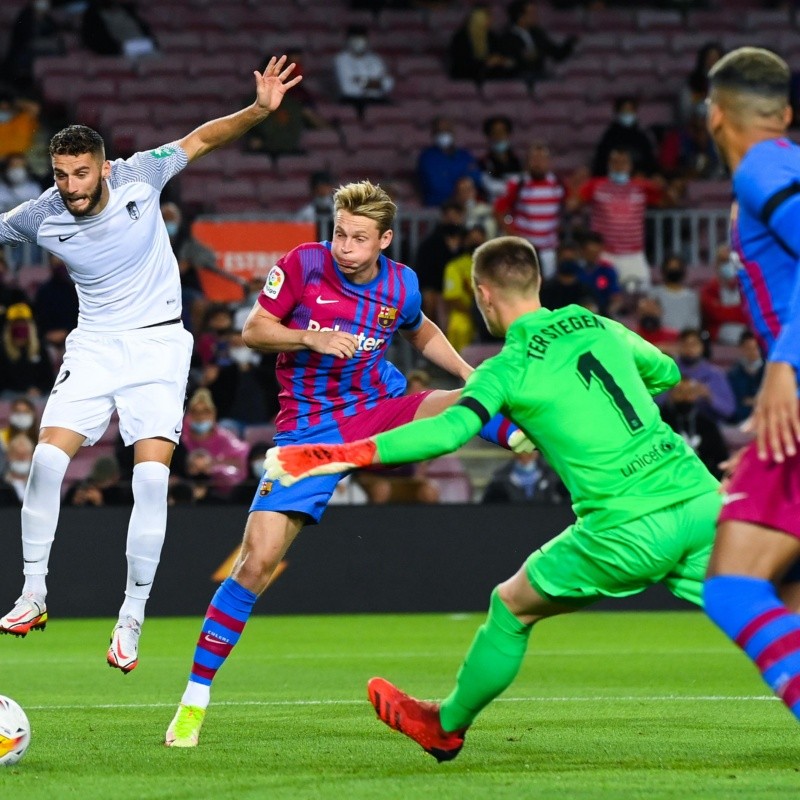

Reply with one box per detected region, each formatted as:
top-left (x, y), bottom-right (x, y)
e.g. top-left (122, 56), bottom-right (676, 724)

top-left (0, 56), bottom-right (301, 675)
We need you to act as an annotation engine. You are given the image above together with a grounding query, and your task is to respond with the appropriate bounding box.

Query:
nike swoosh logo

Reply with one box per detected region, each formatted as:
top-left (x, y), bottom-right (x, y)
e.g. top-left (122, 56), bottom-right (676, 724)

top-left (58, 232), bottom-right (79, 242)
top-left (204, 634), bottom-right (228, 644)
top-left (134, 581), bottom-right (152, 587)
top-left (722, 492), bottom-right (749, 505)
top-left (316, 295), bottom-right (338, 304)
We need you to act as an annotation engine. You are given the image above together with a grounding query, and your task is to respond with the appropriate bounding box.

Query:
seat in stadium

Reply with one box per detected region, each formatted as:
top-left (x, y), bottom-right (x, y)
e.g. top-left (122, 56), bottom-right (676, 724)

top-left (427, 455), bottom-right (472, 504)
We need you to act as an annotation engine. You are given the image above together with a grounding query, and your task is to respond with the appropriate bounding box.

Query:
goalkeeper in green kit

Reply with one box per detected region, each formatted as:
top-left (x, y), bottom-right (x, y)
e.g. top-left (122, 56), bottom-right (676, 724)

top-left (264, 236), bottom-right (722, 762)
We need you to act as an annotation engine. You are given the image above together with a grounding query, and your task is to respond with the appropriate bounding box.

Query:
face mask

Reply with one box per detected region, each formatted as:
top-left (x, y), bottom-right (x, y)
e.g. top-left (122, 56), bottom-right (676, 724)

top-left (719, 260), bottom-right (737, 280)
top-left (664, 269), bottom-right (684, 283)
top-left (617, 112), bottom-right (637, 127)
top-left (0, 111), bottom-right (13, 124)
top-left (190, 420), bottom-right (214, 435)
top-left (164, 221), bottom-right (179, 237)
top-left (742, 358), bottom-right (763, 374)
top-left (491, 140), bottom-right (510, 153)
top-left (251, 460), bottom-right (264, 479)
top-left (9, 412), bottom-right (34, 429)
top-left (435, 132), bottom-right (454, 150)
top-left (230, 346), bottom-right (254, 366)
top-left (640, 315), bottom-right (660, 332)
top-left (9, 459), bottom-right (31, 475)
top-left (608, 171), bottom-right (630, 185)
top-left (348, 37), bottom-right (368, 55)
top-left (6, 167), bottom-right (27, 185)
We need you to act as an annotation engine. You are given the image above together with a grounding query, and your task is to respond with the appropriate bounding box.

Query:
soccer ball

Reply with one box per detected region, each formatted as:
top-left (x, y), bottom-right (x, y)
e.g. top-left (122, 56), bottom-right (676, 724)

top-left (0, 695), bottom-right (30, 766)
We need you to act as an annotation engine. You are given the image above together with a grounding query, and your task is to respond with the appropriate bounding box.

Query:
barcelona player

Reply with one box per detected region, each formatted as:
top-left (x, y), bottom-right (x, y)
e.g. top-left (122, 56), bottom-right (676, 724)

top-left (165, 182), bottom-right (532, 746)
top-left (701, 47), bottom-right (800, 723)
top-left (265, 236), bottom-right (722, 761)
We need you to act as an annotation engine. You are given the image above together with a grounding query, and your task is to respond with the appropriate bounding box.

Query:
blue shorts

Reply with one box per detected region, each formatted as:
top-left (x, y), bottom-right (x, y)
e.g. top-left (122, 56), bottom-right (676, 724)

top-left (249, 392), bottom-right (429, 523)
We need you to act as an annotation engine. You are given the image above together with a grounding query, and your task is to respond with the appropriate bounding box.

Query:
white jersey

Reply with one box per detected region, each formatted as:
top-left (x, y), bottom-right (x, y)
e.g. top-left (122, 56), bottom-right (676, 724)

top-left (0, 142), bottom-right (189, 332)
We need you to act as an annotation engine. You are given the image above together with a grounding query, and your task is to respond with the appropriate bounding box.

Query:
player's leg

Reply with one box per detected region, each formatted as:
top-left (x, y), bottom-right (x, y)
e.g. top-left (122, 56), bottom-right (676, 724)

top-left (414, 389), bottom-right (528, 451)
top-left (0, 426), bottom-right (84, 637)
top-left (165, 509), bottom-right (305, 747)
top-left (702, 444), bottom-right (800, 721)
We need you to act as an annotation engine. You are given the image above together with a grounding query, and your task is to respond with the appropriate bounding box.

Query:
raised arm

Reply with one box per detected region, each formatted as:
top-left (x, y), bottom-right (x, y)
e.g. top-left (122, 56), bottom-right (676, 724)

top-left (400, 315), bottom-right (473, 382)
top-left (178, 55), bottom-right (302, 163)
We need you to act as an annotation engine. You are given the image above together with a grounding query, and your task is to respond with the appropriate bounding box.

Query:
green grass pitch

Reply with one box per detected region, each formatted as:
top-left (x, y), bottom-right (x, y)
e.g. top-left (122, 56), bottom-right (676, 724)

top-left (0, 611), bottom-right (796, 800)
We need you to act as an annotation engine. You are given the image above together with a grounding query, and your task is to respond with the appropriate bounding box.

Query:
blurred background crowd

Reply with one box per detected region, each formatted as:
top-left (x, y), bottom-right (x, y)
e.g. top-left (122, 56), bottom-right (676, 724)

top-left (0, 0), bottom-right (790, 506)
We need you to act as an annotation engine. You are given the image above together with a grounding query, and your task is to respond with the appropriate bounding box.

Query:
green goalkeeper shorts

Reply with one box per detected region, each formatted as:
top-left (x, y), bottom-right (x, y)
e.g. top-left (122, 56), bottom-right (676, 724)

top-left (525, 489), bottom-right (722, 608)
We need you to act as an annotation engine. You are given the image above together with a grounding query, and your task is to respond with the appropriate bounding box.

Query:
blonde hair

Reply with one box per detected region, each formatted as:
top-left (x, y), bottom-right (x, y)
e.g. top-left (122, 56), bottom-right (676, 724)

top-left (188, 387), bottom-right (216, 413)
top-left (333, 181), bottom-right (397, 235)
top-left (3, 319), bottom-right (40, 363)
top-left (472, 236), bottom-right (540, 295)
top-left (467, 7), bottom-right (490, 61)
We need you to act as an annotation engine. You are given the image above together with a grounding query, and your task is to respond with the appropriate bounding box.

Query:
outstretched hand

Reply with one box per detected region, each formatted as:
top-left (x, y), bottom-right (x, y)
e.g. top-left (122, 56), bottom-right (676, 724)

top-left (254, 55), bottom-right (303, 114)
top-left (264, 440), bottom-right (378, 486)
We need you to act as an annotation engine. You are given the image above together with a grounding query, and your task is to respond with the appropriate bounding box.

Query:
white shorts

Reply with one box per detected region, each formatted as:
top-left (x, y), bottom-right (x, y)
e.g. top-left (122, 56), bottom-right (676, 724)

top-left (41, 324), bottom-right (193, 447)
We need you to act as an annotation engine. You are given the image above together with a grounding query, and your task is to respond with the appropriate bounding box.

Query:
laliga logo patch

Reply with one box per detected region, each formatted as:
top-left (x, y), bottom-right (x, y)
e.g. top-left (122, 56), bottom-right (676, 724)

top-left (126, 201), bottom-right (140, 220)
top-left (263, 265), bottom-right (285, 299)
top-left (377, 305), bottom-right (397, 328)
top-left (259, 479), bottom-right (273, 496)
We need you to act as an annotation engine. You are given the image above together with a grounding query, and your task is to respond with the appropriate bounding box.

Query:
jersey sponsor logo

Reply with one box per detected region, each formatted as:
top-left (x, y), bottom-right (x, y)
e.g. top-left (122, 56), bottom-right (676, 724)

top-left (316, 295), bottom-right (338, 305)
top-left (307, 319), bottom-right (386, 352)
top-left (149, 145), bottom-right (177, 159)
top-left (126, 201), bottom-right (140, 220)
top-left (263, 265), bottom-right (285, 299)
top-left (620, 440), bottom-right (676, 478)
top-left (722, 492), bottom-right (749, 505)
top-left (58, 231), bottom-right (79, 242)
top-left (377, 305), bottom-right (397, 328)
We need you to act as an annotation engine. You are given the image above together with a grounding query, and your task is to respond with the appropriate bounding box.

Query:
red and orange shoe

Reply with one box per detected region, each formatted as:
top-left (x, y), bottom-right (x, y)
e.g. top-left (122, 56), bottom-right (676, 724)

top-left (0, 593), bottom-right (47, 637)
top-left (367, 677), bottom-right (466, 762)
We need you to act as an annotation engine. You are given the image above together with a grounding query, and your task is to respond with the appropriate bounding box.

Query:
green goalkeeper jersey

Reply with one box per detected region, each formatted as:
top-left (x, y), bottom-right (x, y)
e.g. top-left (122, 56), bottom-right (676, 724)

top-left (375, 305), bottom-right (719, 530)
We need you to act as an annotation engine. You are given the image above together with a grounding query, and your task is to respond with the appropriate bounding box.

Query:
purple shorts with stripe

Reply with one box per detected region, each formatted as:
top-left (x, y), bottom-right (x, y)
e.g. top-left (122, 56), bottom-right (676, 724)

top-left (337, 390), bottom-right (430, 441)
top-left (719, 441), bottom-right (800, 539)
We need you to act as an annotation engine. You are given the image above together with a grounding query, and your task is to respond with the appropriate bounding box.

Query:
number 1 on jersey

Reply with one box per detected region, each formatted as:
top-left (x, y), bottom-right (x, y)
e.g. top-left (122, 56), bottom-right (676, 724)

top-left (576, 351), bottom-right (644, 434)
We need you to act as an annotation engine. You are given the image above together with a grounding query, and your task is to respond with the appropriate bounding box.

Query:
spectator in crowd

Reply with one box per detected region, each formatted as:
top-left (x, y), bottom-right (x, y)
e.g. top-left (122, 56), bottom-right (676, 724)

top-left (674, 328), bottom-right (735, 422)
top-left (417, 117), bottom-right (482, 207)
top-left (450, 176), bottom-right (496, 238)
top-left (0, 153), bottom-right (42, 213)
top-left (478, 115), bottom-right (523, 202)
top-left (0, 395), bottom-right (38, 449)
top-left (230, 441), bottom-right (273, 505)
top-left (33, 253), bottom-right (79, 356)
top-left (0, 254), bottom-right (31, 326)
top-left (540, 257), bottom-right (591, 311)
top-left (680, 41), bottom-right (723, 123)
top-left (3, 0), bottom-right (64, 91)
top-left (180, 388), bottom-right (249, 495)
top-left (570, 149), bottom-right (664, 290)
top-left (699, 244), bottom-right (748, 345)
top-left (161, 201), bottom-right (212, 335)
top-left (576, 231), bottom-right (621, 317)
top-left (354, 462), bottom-right (441, 505)
top-left (482, 449), bottom-right (564, 504)
top-left (650, 254), bottom-right (701, 333)
top-left (591, 97), bottom-right (658, 178)
top-left (414, 200), bottom-right (465, 321)
top-left (633, 296), bottom-right (679, 353)
top-left (81, 0), bottom-right (157, 57)
top-left (442, 224), bottom-right (487, 353)
top-left (295, 170), bottom-right (335, 224)
top-left (0, 433), bottom-right (34, 506)
top-left (334, 24), bottom-right (394, 119)
top-left (448, 4), bottom-right (515, 83)
top-left (180, 448), bottom-right (231, 505)
top-left (64, 455), bottom-right (131, 507)
top-left (245, 48), bottom-right (329, 160)
top-left (0, 93), bottom-right (40, 160)
top-left (0, 301), bottom-right (54, 397)
top-left (659, 107), bottom-right (722, 181)
top-left (329, 474), bottom-right (369, 505)
top-left (405, 368), bottom-right (432, 396)
top-left (500, 0), bottom-right (578, 85)
top-left (660, 378), bottom-right (728, 479)
top-left (726, 330), bottom-right (764, 425)
top-left (494, 141), bottom-right (564, 279)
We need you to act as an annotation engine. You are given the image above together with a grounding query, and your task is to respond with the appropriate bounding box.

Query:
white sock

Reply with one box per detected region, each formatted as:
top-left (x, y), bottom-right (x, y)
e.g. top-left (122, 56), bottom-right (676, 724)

top-left (21, 443), bottom-right (71, 599)
top-left (181, 681), bottom-right (211, 709)
top-left (118, 461), bottom-right (169, 623)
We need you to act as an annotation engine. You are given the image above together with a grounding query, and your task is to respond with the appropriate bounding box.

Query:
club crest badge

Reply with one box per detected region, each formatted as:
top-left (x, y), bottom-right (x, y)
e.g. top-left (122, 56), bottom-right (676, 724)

top-left (377, 305), bottom-right (397, 328)
top-left (259, 479), bottom-right (273, 496)
top-left (126, 201), bottom-right (140, 220)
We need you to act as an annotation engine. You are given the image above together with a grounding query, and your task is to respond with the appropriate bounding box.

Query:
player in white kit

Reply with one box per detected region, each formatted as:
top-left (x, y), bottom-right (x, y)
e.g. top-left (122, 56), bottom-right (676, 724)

top-left (0, 56), bottom-right (301, 672)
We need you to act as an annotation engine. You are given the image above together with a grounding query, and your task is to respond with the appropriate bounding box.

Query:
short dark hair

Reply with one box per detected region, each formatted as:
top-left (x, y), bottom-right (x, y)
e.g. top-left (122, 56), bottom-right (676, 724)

top-left (482, 114), bottom-right (513, 137)
top-left (346, 24), bottom-right (368, 38)
top-left (738, 330), bottom-right (757, 346)
top-left (49, 125), bottom-right (105, 159)
top-left (613, 96), bottom-right (638, 112)
top-left (473, 236), bottom-right (540, 293)
top-left (708, 46), bottom-right (789, 100)
top-left (506, 0), bottom-right (530, 24)
top-left (678, 328), bottom-right (703, 342)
